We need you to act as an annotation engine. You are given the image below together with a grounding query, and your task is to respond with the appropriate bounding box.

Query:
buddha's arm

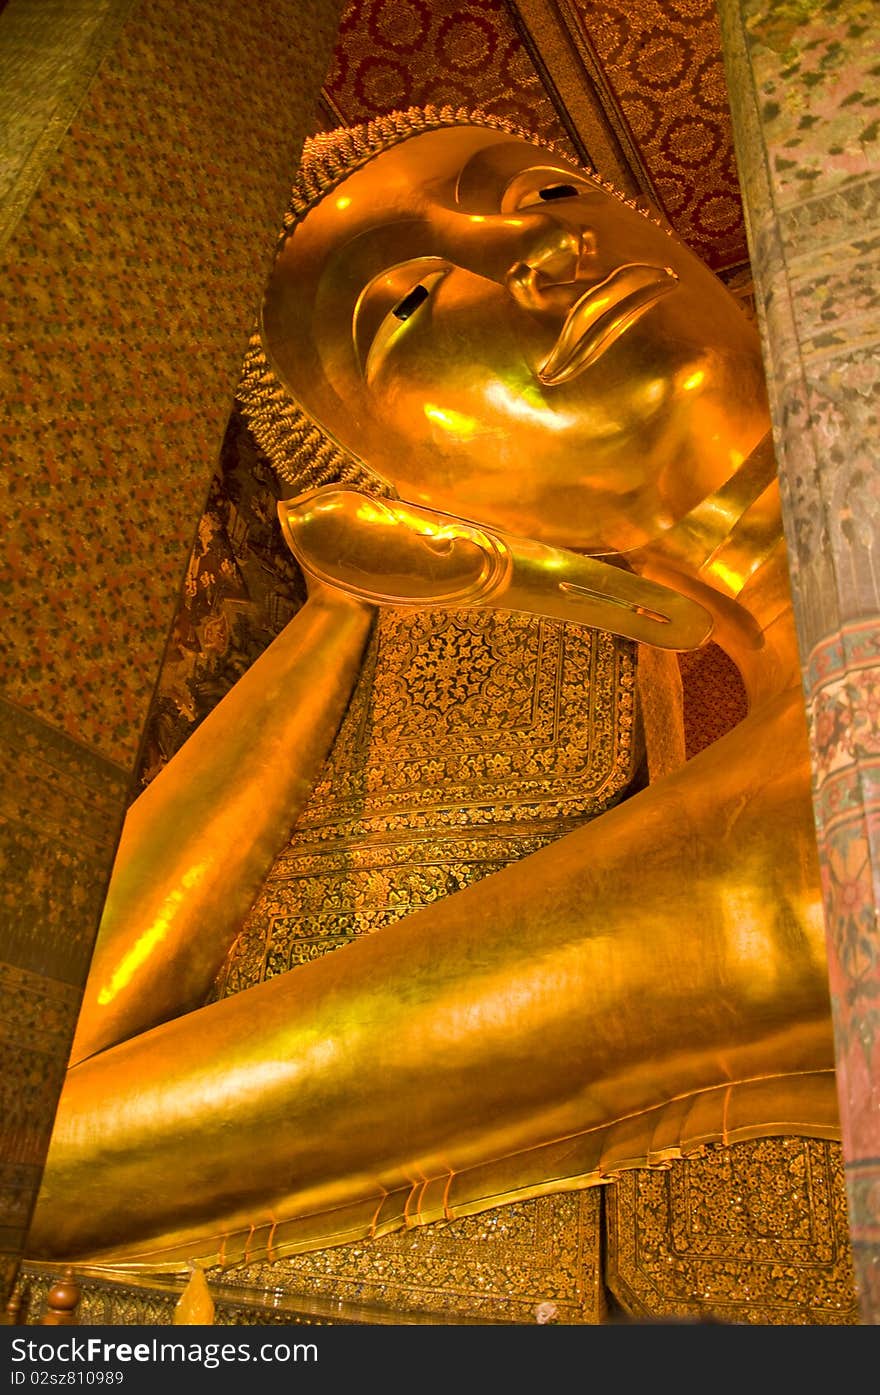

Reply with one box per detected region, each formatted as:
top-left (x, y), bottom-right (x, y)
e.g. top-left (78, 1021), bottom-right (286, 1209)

top-left (69, 584), bottom-right (373, 1066)
top-left (31, 682), bottom-right (836, 1267)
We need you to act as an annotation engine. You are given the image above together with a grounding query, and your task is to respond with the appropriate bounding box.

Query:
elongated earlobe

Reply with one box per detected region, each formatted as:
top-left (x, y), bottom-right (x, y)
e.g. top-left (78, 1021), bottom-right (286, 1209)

top-left (279, 489), bottom-right (715, 651)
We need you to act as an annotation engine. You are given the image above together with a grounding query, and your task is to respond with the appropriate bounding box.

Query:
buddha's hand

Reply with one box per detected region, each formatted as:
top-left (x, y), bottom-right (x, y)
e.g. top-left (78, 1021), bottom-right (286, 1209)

top-left (279, 488), bottom-right (507, 607)
top-left (277, 488), bottom-right (713, 650)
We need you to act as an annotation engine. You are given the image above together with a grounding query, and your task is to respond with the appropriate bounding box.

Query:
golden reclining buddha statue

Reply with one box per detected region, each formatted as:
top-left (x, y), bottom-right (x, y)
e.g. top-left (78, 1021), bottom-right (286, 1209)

top-left (26, 107), bottom-right (840, 1276)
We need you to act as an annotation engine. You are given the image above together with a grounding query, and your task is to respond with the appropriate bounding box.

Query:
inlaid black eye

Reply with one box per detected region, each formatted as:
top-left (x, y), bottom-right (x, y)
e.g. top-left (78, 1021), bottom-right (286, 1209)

top-left (393, 284), bottom-right (430, 321)
top-left (538, 184), bottom-right (579, 201)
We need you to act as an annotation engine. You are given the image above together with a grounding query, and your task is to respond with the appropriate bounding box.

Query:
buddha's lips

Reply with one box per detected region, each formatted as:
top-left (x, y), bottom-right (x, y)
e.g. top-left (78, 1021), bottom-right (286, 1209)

top-left (538, 263), bottom-right (679, 386)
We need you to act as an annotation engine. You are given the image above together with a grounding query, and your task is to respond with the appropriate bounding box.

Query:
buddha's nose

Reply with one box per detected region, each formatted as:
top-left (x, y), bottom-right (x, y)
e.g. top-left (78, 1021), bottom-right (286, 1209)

top-left (505, 225), bottom-right (595, 312)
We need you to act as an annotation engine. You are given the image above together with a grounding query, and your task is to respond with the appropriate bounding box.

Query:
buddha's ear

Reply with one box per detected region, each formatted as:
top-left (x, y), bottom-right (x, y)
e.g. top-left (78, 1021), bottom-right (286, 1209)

top-left (278, 488), bottom-right (714, 651)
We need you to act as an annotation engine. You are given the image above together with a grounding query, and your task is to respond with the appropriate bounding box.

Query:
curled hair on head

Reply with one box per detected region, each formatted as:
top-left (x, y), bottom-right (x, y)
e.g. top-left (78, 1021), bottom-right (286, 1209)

top-left (237, 104), bottom-right (660, 500)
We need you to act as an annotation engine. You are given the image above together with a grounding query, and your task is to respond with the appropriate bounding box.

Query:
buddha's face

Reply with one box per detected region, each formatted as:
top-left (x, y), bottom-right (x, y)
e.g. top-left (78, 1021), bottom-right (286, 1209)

top-left (262, 126), bottom-right (769, 553)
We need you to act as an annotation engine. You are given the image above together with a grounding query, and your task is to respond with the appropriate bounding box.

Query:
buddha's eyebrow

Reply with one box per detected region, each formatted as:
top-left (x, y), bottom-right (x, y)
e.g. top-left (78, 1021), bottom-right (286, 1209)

top-left (453, 143), bottom-right (579, 212)
top-left (454, 144), bottom-right (534, 210)
top-left (331, 218), bottom-right (439, 286)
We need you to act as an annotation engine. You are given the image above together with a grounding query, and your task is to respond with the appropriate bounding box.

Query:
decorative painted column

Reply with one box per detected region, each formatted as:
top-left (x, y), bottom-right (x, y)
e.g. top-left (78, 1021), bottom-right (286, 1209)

top-left (717, 0), bottom-right (880, 1323)
top-left (0, 0), bottom-right (345, 1304)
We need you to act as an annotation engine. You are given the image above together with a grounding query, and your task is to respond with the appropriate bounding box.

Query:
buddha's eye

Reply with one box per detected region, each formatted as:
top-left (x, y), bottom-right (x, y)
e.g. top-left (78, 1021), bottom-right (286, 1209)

top-left (507, 178), bottom-right (592, 212)
top-left (360, 265), bottom-right (448, 384)
top-left (537, 184), bottom-right (580, 202)
top-left (392, 284), bottom-right (430, 321)
top-left (355, 259), bottom-right (449, 377)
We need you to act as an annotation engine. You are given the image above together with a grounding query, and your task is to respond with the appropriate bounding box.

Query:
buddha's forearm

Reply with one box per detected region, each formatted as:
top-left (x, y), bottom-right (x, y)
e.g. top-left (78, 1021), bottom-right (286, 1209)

top-left (69, 587), bottom-right (373, 1066)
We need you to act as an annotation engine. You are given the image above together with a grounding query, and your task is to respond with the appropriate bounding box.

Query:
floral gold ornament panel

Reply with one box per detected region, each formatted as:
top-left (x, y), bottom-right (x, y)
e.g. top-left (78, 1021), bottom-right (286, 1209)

top-left (213, 1191), bottom-right (605, 1326)
top-left (607, 1139), bottom-right (858, 1325)
top-left (27, 112), bottom-right (840, 1300)
top-left (21, 1199), bottom-right (606, 1327)
top-left (213, 604), bottom-right (637, 994)
top-left (22, 1194), bottom-right (604, 1324)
